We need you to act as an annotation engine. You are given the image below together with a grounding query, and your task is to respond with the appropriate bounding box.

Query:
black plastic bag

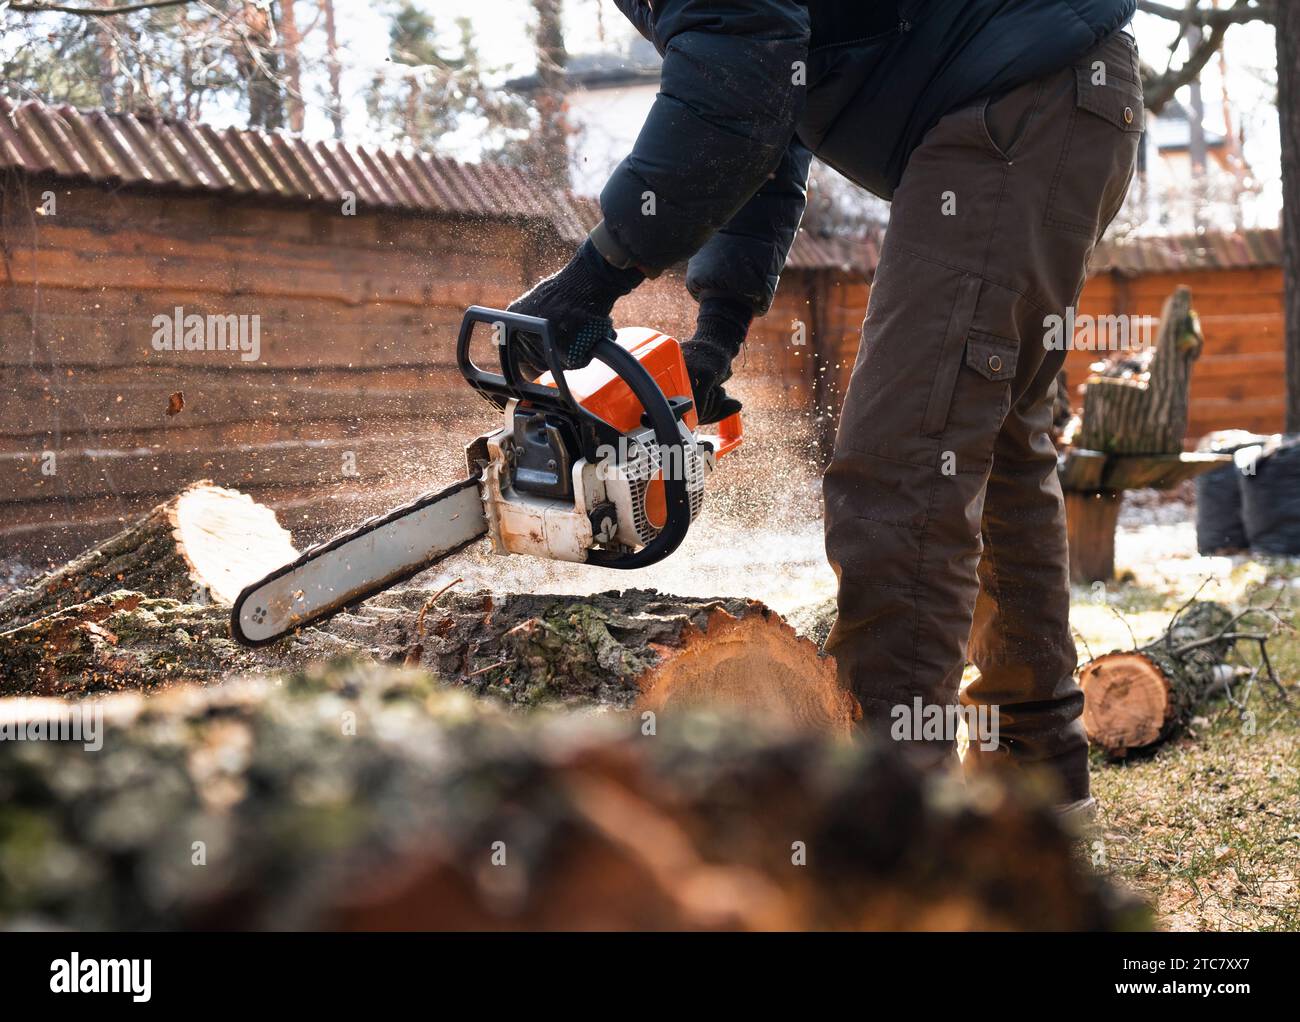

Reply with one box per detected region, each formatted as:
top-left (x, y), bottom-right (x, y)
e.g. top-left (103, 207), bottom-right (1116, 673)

top-left (1194, 431), bottom-right (1265, 555)
top-left (1196, 463), bottom-right (1248, 554)
top-left (1240, 435), bottom-right (1300, 556)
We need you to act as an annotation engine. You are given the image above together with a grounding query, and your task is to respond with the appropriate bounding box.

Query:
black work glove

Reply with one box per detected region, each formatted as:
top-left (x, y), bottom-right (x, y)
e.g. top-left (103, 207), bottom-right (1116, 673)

top-left (507, 239), bottom-right (644, 378)
top-left (681, 296), bottom-right (753, 424)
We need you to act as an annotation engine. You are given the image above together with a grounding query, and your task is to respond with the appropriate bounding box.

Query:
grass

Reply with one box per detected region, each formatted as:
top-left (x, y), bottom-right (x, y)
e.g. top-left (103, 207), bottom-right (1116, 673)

top-left (1074, 559), bottom-right (1300, 931)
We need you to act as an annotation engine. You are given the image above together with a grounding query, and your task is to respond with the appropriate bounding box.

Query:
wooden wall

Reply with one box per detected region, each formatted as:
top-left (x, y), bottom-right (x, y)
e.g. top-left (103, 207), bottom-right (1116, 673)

top-left (1069, 266), bottom-right (1286, 440)
top-left (0, 179), bottom-right (831, 562)
top-left (0, 176), bottom-right (1288, 562)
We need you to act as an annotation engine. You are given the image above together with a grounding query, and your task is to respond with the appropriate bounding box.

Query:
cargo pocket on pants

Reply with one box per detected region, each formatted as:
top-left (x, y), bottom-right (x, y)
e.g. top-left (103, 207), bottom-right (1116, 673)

top-left (1045, 62), bottom-right (1143, 238)
top-left (944, 331), bottom-right (1020, 472)
top-left (920, 277), bottom-right (1021, 471)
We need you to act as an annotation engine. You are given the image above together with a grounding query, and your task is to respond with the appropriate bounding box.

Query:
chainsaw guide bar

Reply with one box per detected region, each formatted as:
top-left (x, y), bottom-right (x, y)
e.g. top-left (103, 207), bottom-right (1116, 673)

top-left (230, 476), bottom-right (486, 647)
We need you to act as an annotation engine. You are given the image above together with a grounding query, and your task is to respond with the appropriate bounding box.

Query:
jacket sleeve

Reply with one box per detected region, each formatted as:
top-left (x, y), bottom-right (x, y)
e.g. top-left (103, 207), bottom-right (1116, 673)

top-left (594, 0), bottom-right (811, 282)
top-left (685, 138), bottom-right (811, 315)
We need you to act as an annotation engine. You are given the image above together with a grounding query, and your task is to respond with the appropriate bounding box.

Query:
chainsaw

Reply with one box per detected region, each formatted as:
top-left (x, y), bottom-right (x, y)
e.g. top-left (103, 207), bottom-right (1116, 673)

top-left (230, 306), bottom-right (742, 646)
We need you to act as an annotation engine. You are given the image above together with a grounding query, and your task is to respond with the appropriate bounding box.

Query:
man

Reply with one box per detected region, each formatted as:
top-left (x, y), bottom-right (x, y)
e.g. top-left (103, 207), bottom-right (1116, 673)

top-left (509, 0), bottom-right (1142, 817)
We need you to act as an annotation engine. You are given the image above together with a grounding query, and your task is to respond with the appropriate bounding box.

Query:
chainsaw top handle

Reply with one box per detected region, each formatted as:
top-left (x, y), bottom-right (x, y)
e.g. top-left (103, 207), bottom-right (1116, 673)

top-left (456, 306), bottom-right (692, 569)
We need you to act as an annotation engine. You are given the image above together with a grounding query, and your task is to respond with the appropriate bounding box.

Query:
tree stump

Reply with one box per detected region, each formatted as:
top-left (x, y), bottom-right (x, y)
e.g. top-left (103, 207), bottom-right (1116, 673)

top-left (1064, 490), bottom-right (1123, 584)
top-left (1078, 601), bottom-right (1240, 757)
top-left (1076, 287), bottom-right (1203, 455)
top-left (0, 482), bottom-right (297, 631)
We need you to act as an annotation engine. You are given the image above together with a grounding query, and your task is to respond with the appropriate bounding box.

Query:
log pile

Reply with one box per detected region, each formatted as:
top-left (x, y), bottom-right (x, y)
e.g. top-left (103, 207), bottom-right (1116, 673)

top-left (0, 660), bottom-right (1145, 931)
top-left (0, 485), bottom-right (852, 731)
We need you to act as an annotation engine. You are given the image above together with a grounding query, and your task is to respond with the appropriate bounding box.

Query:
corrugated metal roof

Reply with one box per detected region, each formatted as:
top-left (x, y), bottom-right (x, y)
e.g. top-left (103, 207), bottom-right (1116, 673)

top-left (0, 96), bottom-right (878, 274)
top-left (786, 230), bottom-right (878, 274)
top-left (1, 98), bottom-right (1277, 279)
top-left (1093, 228), bottom-right (1282, 274)
top-left (0, 96), bottom-right (594, 242)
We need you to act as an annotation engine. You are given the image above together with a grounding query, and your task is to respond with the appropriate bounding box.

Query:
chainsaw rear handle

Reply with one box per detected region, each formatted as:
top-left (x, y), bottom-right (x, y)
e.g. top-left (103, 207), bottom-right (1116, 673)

top-left (457, 306), bottom-right (579, 414)
top-left (456, 306), bottom-right (692, 568)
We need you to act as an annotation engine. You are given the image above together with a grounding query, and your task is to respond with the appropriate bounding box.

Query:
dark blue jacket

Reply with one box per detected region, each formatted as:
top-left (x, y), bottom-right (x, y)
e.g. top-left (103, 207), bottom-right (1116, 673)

top-left (598, 0), bottom-right (1136, 314)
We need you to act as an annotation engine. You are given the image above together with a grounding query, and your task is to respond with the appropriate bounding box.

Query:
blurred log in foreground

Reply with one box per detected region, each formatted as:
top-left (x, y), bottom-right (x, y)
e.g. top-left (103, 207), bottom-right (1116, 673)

top-left (0, 661), bottom-right (1147, 931)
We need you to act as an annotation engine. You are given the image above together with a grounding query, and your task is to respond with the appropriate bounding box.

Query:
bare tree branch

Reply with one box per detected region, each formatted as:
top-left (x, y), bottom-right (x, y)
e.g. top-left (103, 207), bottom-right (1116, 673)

top-left (6, 0), bottom-right (197, 15)
top-left (1137, 0), bottom-right (1276, 27)
top-left (1138, 0), bottom-right (1275, 112)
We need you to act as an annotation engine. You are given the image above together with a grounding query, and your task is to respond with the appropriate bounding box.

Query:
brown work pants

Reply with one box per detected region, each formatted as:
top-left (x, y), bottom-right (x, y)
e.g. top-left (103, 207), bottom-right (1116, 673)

top-left (824, 32), bottom-right (1143, 802)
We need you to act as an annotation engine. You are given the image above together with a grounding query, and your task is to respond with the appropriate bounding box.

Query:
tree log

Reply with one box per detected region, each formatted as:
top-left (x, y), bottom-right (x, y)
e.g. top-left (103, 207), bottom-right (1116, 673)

top-left (354, 588), bottom-right (854, 732)
top-left (0, 585), bottom-right (856, 734)
top-left (0, 481), bottom-right (297, 631)
top-left (0, 483), bottom-right (853, 732)
top-left (1076, 287), bottom-right (1203, 455)
top-left (0, 591), bottom-right (292, 698)
top-left (1078, 601), bottom-right (1240, 757)
top-left (0, 660), bottom-right (1146, 931)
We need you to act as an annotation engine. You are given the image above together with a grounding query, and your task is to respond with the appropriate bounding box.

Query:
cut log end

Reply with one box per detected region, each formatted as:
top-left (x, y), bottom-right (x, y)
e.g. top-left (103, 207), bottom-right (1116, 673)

top-left (168, 483), bottom-right (297, 605)
top-left (0, 481), bottom-right (297, 632)
top-left (636, 607), bottom-right (856, 735)
top-left (1079, 652), bottom-right (1171, 757)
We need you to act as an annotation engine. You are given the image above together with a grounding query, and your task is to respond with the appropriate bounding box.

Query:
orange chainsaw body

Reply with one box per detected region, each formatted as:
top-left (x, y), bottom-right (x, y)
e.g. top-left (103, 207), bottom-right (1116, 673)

top-left (537, 327), bottom-right (743, 454)
top-left (537, 328), bottom-right (742, 529)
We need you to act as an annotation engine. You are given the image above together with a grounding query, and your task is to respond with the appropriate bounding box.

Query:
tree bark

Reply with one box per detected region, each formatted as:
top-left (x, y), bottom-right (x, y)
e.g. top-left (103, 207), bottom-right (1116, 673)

top-left (1078, 601), bottom-right (1240, 757)
top-left (1077, 287), bottom-right (1202, 455)
top-left (94, 20), bottom-right (118, 111)
top-left (1, 583), bottom-right (855, 733)
top-left (0, 659), bottom-right (1145, 931)
top-left (358, 587), bottom-right (855, 732)
top-left (279, 0), bottom-right (306, 132)
top-left (238, 1), bottom-right (285, 130)
top-left (1278, 1), bottom-right (1300, 432)
top-left (530, 0), bottom-right (571, 189)
top-left (321, 0), bottom-right (345, 139)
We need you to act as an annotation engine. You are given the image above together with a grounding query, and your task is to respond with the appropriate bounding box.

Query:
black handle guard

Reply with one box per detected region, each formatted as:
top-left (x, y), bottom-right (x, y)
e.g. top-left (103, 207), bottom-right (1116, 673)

top-left (456, 306), bottom-right (691, 569)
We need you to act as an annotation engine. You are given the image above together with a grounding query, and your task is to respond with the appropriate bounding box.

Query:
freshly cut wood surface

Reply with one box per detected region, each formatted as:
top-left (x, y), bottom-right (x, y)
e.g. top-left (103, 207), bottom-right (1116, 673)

top-left (632, 602), bottom-right (851, 732)
top-left (1079, 652), bottom-right (1172, 754)
top-left (0, 481), bottom-right (296, 631)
